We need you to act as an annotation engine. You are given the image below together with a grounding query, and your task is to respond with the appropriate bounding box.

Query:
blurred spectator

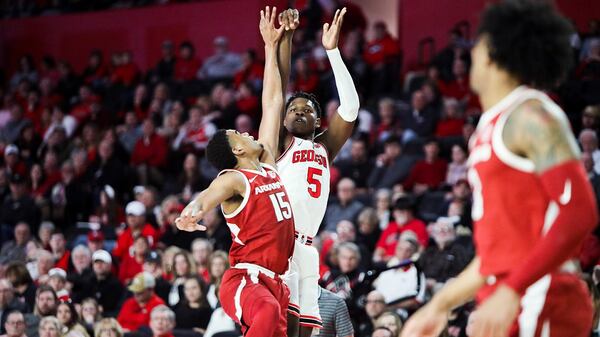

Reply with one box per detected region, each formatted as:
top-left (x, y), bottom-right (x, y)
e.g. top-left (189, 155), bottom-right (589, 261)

top-left (403, 139), bottom-right (448, 194)
top-left (131, 119), bottom-right (168, 187)
top-left (82, 50), bottom-right (108, 89)
top-left (580, 129), bottom-right (600, 174)
top-left (117, 272), bottom-right (164, 331)
top-left (142, 251), bottom-right (170, 304)
top-left (167, 251), bottom-right (196, 306)
top-left (321, 220), bottom-right (370, 270)
top-left (67, 245), bottom-right (93, 301)
top-left (10, 56), bottom-right (38, 90)
top-left (420, 218), bottom-right (470, 291)
top-left (324, 178), bottom-right (364, 233)
top-left (198, 208), bottom-right (231, 253)
top-left (56, 301), bottom-right (89, 337)
top-left (357, 290), bottom-right (386, 337)
top-left (154, 41), bottom-right (176, 83)
top-left (147, 305), bottom-right (175, 337)
top-left (0, 173), bottom-right (40, 243)
top-left (581, 105), bottom-right (599, 132)
top-left (373, 236), bottom-right (425, 316)
top-left (82, 250), bottom-right (123, 316)
top-left (582, 152), bottom-right (600, 210)
top-left (0, 222), bottom-right (31, 264)
top-left (173, 105), bottom-right (217, 154)
top-left (113, 201), bottom-right (158, 262)
top-left (356, 208), bottom-right (382, 254)
top-left (373, 312), bottom-right (402, 337)
top-left (0, 105), bottom-right (31, 145)
top-left (110, 52), bottom-right (139, 87)
top-left (46, 268), bottom-right (67, 294)
top-left (374, 197), bottom-right (428, 262)
top-left (118, 236), bottom-right (149, 285)
top-left (291, 57), bottom-right (319, 93)
top-left (174, 42), bottom-right (200, 83)
top-left (0, 282), bottom-right (28, 335)
top-left (372, 98), bottom-right (399, 144)
top-left (89, 139), bottom-right (128, 195)
top-left (190, 239), bottom-right (212, 284)
top-left (24, 285), bottom-right (57, 337)
top-left (4, 262), bottom-right (36, 311)
top-left (335, 137), bottom-right (372, 190)
top-left (37, 222), bottom-right (54, 251)
top-left (79, 298), bottom-right (101, 334)
top-left (373, 189), bottom-right (392, 231)
top-left (401, 90), bottom-right (437, 141)
top-left (32, 250), bottom-right (54, 284)
top-left (205, 251), bottom-right (228, 310)
top-left (49, 233), bottom-right (70, 271)
top-left (197, 36), bottom-right (242, 82)
top-left (363, 22), bottom-right (400, 97)
top-left (435, 98), bottom-right (465, 138)
top-left (37, 316), bottom-right (61, 337)
top-left (173, 277), bottom-right (212, 333)
top-left (445, 144), bottom-right (468, 186)
top-left (1, 310), bottom-right (26, 337)
top-left (368, 137), bottom-right (416, 190)
top-left (118, 111), bottom-right (142, 153)
top-left (94, 318), bottom-right (123, 337)
top-left (314, 287), bottom-right (354, 337)
top-left (4, 145), bottom-right (27, 177)
top-left (233, 50), bottom-right (263, 90)
top-left (234, 114), bottom-right (257, 139)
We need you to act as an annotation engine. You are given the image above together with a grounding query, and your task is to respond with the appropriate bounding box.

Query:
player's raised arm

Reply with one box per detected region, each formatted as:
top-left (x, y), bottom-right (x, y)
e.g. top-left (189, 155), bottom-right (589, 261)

top-left (277, 9), bottom-right (299, 115)
top-left (258, 6), bottom-right (285, 162)
top-left (315, 7), bottom-right (360, 161)
top-left (175, 172), bottom-right (245, 232)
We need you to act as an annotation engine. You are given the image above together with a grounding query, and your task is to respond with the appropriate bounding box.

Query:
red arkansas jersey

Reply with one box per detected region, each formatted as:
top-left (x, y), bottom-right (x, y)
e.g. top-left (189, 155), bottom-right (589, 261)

top-left (218, 163), bottom-right (295, 275)
top-left (468, 86), bottom-right (574, 277)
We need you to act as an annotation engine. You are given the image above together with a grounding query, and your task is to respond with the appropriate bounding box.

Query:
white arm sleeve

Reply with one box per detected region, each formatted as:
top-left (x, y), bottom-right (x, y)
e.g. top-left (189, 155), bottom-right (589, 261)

top-left (326, 48), bottom-right (360, 122)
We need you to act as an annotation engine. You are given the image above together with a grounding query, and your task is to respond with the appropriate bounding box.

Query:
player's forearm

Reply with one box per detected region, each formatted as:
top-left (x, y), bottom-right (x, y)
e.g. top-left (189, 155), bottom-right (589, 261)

top-left (326, 48), bottom-right (359, 122)
top-left (504, 161), bottom-right (598, 294)
top-left (430, 257), bottom-right (485, 312)
top-left (277, 31), bottom-right (294, 99)
top-left (259, 43), bottom-right (284, 153)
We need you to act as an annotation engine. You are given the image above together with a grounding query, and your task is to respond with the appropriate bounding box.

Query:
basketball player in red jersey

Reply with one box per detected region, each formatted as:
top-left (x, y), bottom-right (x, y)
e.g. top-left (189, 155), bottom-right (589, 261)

top-left (175, 7), bottom-right (294, 337)
top-left (402, 2), bottom-right (598, 337)
top-left (271, 8), bottom-right (359, 337)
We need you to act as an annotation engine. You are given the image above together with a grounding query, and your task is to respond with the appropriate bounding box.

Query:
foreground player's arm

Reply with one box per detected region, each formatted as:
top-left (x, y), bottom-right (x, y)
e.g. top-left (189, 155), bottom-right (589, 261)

top-left (314, 7), bottom-right (360, 161)
top-left (258, 6), bottom-right (285, 165)
top-left (277, 9), bottom-right (298, 106)
top-left (176, 172), bottom-right (245, 231)
top-left (401, 258), bottom-right (485, 337)
top-left (501, 100), bottom-right (598, 293)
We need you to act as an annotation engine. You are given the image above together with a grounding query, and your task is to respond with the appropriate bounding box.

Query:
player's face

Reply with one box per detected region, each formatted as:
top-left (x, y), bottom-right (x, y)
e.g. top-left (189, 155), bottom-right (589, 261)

top-left (470, 36), bottom-right (491, 95)
top-left (283, 98), bottom-right (320, 138)
top-left (225, 129), bottom-right (263, 159)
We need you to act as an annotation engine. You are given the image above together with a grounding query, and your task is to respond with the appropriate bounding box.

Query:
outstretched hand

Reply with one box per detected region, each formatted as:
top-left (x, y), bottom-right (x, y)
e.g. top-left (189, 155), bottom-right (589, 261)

top-left (175, 200), bottom-right (207, 232)
top-left (322, 7), bottom-right (347, 50)
top-left (278, 8), bottom-right (300, 31)
top-left (260, 6), bottom-right (285, 46)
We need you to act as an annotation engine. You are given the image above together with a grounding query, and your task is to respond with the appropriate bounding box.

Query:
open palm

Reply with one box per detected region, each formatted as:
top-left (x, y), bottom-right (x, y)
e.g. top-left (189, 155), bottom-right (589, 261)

top-left (259, 6), bottom-right (285, 46)
top-left (322, 7), bottom-right (347, 50)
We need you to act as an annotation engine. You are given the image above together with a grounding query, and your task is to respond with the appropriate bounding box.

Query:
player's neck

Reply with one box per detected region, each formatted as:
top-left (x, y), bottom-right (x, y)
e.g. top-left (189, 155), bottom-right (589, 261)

top-left (236, 157), bottom-right (262, 171)
top-left (479, 76), bottom-right (521, 112)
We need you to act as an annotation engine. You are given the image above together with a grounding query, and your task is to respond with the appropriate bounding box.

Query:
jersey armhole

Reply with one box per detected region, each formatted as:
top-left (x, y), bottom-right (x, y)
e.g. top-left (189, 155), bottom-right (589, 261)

top-left (217, 169), bottom-right (251, 219)
top-left (260, 162), bottom-right (278, 173)
top-left (276, 137), bottom-right (295, 163)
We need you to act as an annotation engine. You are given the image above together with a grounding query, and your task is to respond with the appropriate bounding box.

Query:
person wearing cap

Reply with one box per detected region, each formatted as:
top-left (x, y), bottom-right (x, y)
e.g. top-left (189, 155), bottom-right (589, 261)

top-left (142, 251), bottom-right (170, 303)
top-left (373, 196), bottom-right (428, 263)
top-left (3, 145), bottom-right (27, 178)
top-left (112, 201), bottom-right (158, 261)
top-left (85, 250), bottom-right (123, 316)
top-left (197, 36), bottom-right (242, 82)
top-left (47, 268), bottom-right (68, 294)
top-left (117, 272), bottom-right (164, 332)
top-left (86, 230), bottom-right (105, 253)
top-left (0, 173), bottom-right (40, 234)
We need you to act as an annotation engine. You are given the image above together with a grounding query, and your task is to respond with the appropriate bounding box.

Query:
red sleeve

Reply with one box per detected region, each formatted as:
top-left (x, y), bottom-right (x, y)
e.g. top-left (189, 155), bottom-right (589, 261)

top-left (148, 135), bottom-right (168, 167)
top-left (130, 140), bottom-right (143, 165)
top-left (504, 160), bottom-right (599, 294)
top-left (376, 225), bottom-right (394, 250)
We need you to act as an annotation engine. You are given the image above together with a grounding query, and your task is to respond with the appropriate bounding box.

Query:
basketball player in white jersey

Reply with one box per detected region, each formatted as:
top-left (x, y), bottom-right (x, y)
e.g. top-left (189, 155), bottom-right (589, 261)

top-left (267, 7), bottom-right (359, 337)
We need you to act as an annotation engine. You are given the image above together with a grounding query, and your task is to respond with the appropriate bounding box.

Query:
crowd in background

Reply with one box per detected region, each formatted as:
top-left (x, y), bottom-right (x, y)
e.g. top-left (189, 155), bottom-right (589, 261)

top-left (0, 1), bottom-right (600, 337)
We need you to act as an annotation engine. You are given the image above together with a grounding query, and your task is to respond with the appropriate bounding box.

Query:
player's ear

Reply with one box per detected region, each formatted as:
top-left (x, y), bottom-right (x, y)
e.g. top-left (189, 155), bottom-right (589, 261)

top-left (231, 145), bottom-right (246, 157)
top-left (315, 117), bottom-right (321, 128)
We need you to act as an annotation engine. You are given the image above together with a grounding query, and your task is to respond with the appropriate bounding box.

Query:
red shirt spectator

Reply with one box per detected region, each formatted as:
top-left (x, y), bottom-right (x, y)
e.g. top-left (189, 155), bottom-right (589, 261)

top-left (174, 42), bottom-right (201, 82)
top-left (111, 52), bottom-right (140, 87)
top-left (118, 272), bottom-right (165, 331)
top-left (403, 140), bottom-right (448, 192)
top-left (113, 201), bottom-right (159, 261)
top-left (70, 86), bottom-right (100, 124)
top-left (233, 50), bottom-right (263, 89)
top-left (435, 98), bottom-right (465, 138)
top-left (363, 22), bottom-right (400, 66)
top-left (131, 119), bottom-right (168, 168)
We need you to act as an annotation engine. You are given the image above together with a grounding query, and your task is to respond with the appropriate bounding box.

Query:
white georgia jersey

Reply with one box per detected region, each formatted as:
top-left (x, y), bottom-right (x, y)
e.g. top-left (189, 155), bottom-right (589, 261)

top-left (276, 136), bottom-right (330, 237)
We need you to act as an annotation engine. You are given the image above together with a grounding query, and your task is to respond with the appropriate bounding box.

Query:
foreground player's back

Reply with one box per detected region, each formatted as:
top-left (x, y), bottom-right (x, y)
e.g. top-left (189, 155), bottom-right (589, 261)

top-left (277, 136), bottom-right (330, 238)
top-left (219, 163), bottom-right (295, 275)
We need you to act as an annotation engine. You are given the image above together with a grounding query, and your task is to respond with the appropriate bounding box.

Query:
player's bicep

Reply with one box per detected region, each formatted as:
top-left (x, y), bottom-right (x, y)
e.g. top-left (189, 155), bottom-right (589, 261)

top-left (316, 112), bottom-right (355, 160)
top-left (201, 173), bottom-right (245, 211)
top-left (503, 100), bottom-right (579, 173)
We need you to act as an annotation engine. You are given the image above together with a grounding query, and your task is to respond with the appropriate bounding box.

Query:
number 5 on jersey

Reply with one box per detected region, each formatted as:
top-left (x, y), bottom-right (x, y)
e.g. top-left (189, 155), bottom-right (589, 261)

top-left (307, 167), bottom-right (322, 198)
top-left (269, 192), bottom-right (292, 222)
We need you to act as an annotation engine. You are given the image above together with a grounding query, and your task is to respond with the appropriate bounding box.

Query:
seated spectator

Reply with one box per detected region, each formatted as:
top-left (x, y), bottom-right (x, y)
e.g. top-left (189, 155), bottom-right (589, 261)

top-left (47, 268), bottom-right (68, 294)
top-left (84, 250), bottom-right (123, 316)
top-left (335, 137), bottom-right (372, 191)
top-left (445, 144), bottom-right (468, 186)
top-left (80, 298), bottom-right (101, 335)
top-left (373, 236), bottom-right (425, 315)
top-left (173, 277), bottom-right (212, 333)
top-left (67, 245), bottom-right (93, 294)
top-left (403, 139), bottom-right (448, 194)
top-left (3, 145), bottom-right (27, 178)
top-left (234, 114), bottom-right (257, 139)
top-left (56, 301), bottom-right (89, 337)
top-left (94, 318), bottom-right (123, 337)
top-left (581, 105), bottom-right (599, 132)
top-left (356, 208), bottom-right (383, 254)
top-left (4, 262), bottom-right (36, 311)
top-left (24, 285), bottom-right (57, 337)
top-left (324, 178), bottom-right (364, 233)
top-left (146, 305), bottom-right (176, 337)
top-left (167, 252), bottom-right (196, 307)
top-left (117, 112), bottom-right (142, 154)
top-left (0, 222), bottom-right (31, 264)
top-left (49, 233), bottom-right (70, 271)
top-left (314, 287), bottom-right (354, 337)
top-left (191, 239), bottom-right (212, 284)
top-left (374, 197), bottom-right (428, 262)
top-left (153, 41), bottom-right (175, 83)
top-left (0, 174), bottom-right (40, 231)
top-left (197, 36), bottom-right (242, 82)
top-left (110, 52), bottom-right (139, 88)
top-left (142, 251), bottom-right (170, 304)
top-left (205, 251), bottom-right (229, 310)
top-left (173, 105), bottom-right (217, 154)
top-left (363, 22), bottom-right (400, 96)
top-left (0, 281), bottom-right (27, 334)
top-left (580, 129), bottom-right (600, 174)
top-left (357, 290), bottom-right (386, 337)
top-left (373, 188), bottom-right (392, 230)
top-left (131, 119), bottom-right (168, 187)
top-left (118, 236), bottom-right (149, 285)
top-left (290, 57), bottom-right (319, 93)
top-left (373, 312), bottom-right (402, 337)
top-left (174, 42), bottom-right (200, 83)
top-left (235, 84), bottom-right (259, 118)
top-left (69, 86), bottom-right (100, 125)
top-left (113, 201), bottom-right (159, 262)
top-left (86, 230), bottom-right (106, 254)
top-left (368, 137), bottom-right (417, 190)
top-left (44, 106), bottom-right (77, 141)
top-left (435, 98), bottom-right (465, 138)
top-left (82, 50), bottom-right (108, 89)
top-left (2, 311), bottom-right (26, 337)
top-left (233, 49), bottom-right (263, 90)
top-left (37, 316), bottom-right (61, 337)
top-left (419, 217), bottom-right (470, 291)
top-left (372, 98), bottom-right (400, 144)
top-left (10, 56), bottom-right (38, 90)
top-left (32, 250), bottom-right (54, 284)
top-left (198, 208), bottom-right (231, 253)
top-left (117, 272), bottom-right (164, 332)
top-left (401, 90), bottom-right (437, 141)
top-left (0, 105), bottom-right (31, 145)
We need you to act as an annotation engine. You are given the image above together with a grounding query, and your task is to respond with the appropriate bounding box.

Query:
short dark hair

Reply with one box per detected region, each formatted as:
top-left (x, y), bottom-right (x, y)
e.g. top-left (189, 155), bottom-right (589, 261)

top-left (206, 130), bottom-right (237, 171)
top-left (394, 196), bottom-right (415, 212)
top-left (478, 0), bottom-right (573, 89)
top-left (286, 91), bottom-right (322, 117)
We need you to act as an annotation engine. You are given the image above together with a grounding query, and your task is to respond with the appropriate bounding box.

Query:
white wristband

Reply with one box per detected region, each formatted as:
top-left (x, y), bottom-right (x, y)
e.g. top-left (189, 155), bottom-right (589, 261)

top-left (326, 48), bottom-right (360, 122)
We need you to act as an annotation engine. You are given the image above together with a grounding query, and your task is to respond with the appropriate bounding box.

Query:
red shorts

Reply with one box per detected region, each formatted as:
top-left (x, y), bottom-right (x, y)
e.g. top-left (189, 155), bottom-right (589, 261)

top-left (219, 264), bottom-right (290, 337)
top-left (477, 272), bottom-right (592, 337)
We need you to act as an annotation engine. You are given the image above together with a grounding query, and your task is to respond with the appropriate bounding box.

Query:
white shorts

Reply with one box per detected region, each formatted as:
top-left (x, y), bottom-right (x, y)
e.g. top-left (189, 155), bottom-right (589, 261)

top-left (284, 240), bottom-right (322, 329)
